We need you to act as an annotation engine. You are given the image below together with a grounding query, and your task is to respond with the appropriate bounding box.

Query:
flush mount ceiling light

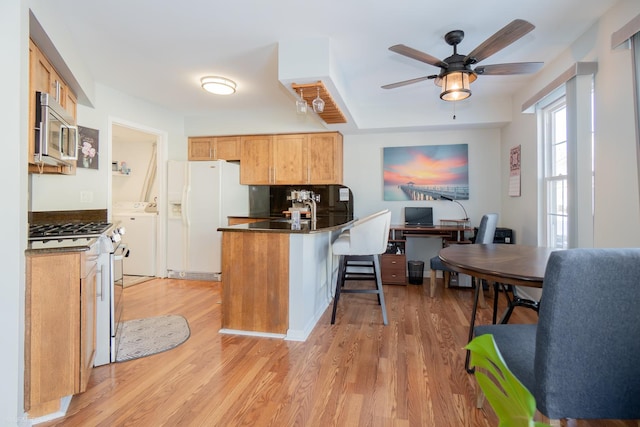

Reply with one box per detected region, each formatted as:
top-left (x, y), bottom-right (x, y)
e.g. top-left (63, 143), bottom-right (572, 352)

top-left (200, 76), bottom-right (236, 95)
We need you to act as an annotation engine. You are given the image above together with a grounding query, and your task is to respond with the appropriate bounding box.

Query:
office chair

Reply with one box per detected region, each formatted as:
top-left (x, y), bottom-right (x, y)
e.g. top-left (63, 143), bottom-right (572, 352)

top-left (331, 210), bottom-right (391, 325)
top-left (429, 213), bottom-right (498, 298)
top-left (474, 248), bottom-right (640, 423)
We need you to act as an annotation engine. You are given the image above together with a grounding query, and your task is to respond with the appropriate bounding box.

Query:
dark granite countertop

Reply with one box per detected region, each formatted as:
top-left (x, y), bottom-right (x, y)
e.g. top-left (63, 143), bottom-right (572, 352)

top-left (26, 238), bottom-right (97, 255)
top-left (219, 215), bottom-right (355, 234)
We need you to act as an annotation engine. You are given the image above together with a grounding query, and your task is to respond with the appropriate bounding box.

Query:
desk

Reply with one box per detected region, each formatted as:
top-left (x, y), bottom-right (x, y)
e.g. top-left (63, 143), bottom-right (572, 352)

top-left (390, 224), bottom-right (472, 243)
top-left (383, 225), bottom-right (472, 285)
top-left (439, 244), bottom-right (555, 372)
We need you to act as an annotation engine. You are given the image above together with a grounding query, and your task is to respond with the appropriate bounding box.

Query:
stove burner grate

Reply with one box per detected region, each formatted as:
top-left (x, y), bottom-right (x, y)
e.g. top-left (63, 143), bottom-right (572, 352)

top-left (29, 222), bottom-right (112, 239)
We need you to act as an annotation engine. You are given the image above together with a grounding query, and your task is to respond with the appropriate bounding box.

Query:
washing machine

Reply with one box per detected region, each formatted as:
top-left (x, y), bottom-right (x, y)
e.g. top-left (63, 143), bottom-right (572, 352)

top-left (112, 201), bottom-right (157, 276)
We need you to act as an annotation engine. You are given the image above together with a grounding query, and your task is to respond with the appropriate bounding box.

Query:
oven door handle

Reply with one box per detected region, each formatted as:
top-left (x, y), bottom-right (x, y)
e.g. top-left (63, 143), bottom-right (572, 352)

top-left (97, 265), bottom-right (105, 302)
top-left (114, 244), bottom-right (129, 260)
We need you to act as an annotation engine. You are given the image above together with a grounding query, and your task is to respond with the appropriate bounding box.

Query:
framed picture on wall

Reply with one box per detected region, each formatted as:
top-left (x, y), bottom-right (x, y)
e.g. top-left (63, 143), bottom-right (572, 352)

top-left (77, 126), bottom-right (99, 170)
top-left (509, 145), bottom-right (521, 197)
top-left (383, 144), bottom-right (469, 201)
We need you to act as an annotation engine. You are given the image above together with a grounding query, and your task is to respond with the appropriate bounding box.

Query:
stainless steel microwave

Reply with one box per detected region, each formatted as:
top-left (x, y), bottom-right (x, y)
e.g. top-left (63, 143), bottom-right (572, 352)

top-left (34, 91), bottom-right (78, 166)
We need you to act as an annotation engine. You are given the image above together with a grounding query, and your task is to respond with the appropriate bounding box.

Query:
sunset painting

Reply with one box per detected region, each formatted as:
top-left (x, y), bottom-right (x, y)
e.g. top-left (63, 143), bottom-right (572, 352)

top-left (383, 144), bottom-right (469, 201)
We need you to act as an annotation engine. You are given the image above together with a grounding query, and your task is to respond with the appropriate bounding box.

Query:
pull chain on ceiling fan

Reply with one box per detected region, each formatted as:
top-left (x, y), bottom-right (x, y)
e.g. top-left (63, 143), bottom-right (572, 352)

top-left (382, 19), bottom-right (543, 102)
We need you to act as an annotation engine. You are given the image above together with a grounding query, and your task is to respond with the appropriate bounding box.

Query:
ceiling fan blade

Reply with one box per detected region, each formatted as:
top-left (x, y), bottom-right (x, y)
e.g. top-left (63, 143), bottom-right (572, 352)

top-left (381, 75), bottom-right (436, 89)
top-left (464, 19), bottom-right (535, 64)
top-left (474, 62), bottom-right (543, 75)
top-left (389, 44), bottom-right (448, 68)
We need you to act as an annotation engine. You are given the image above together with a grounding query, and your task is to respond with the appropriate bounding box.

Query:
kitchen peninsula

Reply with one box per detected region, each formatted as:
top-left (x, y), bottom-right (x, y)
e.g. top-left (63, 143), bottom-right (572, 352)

top-left (218, 215), bottom-right (353, 341)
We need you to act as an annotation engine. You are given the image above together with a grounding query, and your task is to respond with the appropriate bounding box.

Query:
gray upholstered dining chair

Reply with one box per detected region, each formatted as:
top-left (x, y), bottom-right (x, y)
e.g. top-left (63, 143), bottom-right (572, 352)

top-left (429, 213), bottom-right (498, 298)
top-left (331, 209), bottom-right (391, 325)
top-left (474, 248), bottom-right (640, 424)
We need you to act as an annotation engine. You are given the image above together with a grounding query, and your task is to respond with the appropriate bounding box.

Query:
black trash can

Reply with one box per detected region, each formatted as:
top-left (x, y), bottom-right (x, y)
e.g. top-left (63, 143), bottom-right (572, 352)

top-left (408, 260), bottom-right (425, 285)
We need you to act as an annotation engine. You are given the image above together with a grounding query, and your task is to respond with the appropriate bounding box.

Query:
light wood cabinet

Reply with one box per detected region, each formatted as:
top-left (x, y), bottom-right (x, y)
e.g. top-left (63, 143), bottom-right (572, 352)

top-left (272, 134), bottom-right (308, 184)
top-left (64, 90), bottom-right (78, 121)
top-left (28, 39), bottom-right (77, 175)
top-left (239, 132), bottom-right (343, 185)
top-left (221, 231), bottom-right (289, 334)
top-left (240, 135), bottom-right (274, 184)
top-left (79, 259), bottom-right (97, 394)
top-left (25, 250), bottom-right (97, 416)
top-left (227, 216), bottom-right (270, 225)
top-left (188, 136), bottom-right (241, 161)
top-left (307, 132), bottom-right (343, 184)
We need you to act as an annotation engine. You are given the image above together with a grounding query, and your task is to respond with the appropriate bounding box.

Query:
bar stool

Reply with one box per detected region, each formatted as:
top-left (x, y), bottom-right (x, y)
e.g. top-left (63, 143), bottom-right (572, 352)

top-left (331, 210), bottom-right (391, 325)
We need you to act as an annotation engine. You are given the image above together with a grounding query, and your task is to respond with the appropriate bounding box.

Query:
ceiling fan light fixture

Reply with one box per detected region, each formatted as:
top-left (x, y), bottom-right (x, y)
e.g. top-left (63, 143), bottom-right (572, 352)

top-left (200, 76), bottom-right (237, 95)
top-left (440, 71), bottom-right (471, 101)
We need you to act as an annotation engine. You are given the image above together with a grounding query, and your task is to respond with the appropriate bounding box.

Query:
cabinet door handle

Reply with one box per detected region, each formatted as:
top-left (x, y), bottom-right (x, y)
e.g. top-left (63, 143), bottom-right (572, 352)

top-left (53, 80), bottom-right (61, 102)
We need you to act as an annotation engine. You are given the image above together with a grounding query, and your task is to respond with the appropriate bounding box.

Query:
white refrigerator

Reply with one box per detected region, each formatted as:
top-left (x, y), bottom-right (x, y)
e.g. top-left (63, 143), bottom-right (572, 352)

top-left (167, 160), bottom-right (248, 279)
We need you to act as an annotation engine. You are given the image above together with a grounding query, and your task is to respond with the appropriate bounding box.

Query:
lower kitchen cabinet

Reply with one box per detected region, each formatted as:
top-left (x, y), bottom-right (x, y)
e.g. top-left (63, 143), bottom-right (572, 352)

top-left (381, 254), bottom-right (406, 285)
top-left (25, 249), bottom-right (97, 417)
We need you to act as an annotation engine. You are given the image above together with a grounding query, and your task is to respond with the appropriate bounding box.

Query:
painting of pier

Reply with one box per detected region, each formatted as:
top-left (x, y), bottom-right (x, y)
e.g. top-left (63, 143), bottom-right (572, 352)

top-left (383, 144), bottom-right (469, 201)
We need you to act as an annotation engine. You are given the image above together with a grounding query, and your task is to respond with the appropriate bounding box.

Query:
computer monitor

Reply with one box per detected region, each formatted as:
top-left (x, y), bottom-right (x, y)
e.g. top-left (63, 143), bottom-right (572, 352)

top-left (404, 207), bottom-right (434, 227)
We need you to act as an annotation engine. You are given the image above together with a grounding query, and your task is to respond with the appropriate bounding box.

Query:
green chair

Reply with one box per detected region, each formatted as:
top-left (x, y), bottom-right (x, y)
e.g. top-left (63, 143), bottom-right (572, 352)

top-left (465, 334), bottom-right (550, 427)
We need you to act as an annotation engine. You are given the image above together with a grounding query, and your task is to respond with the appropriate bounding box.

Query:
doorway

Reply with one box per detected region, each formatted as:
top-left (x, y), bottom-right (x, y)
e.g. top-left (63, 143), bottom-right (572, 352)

top-left (109, 119), bottom-right (167, 279)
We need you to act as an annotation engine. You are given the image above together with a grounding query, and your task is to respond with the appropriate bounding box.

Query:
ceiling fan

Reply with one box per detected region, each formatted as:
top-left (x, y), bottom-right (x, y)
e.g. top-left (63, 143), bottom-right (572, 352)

top-left (382, 19), bottom-right (543, 101)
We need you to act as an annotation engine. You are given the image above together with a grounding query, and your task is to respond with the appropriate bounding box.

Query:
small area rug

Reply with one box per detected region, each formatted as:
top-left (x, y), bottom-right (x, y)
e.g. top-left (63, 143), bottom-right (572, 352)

top-left (116, 314), bottom-right (190, 362)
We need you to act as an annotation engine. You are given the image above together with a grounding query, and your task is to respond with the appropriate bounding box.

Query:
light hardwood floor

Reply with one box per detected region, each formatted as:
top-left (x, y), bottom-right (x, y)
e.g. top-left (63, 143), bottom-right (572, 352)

top-left (40, 278), bottom-right (638, 427)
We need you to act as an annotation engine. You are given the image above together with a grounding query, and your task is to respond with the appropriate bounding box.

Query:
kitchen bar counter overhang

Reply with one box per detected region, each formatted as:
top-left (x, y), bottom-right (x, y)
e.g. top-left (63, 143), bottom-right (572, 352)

top-left (218, 215), bottom-right (355, 341)
top-left (219, 215), bottom-right (354, 233)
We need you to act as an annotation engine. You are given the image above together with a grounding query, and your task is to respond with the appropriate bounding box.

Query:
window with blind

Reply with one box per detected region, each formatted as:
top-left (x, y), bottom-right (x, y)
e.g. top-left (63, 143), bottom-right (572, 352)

top-left (541, 96), bottom-right (569, 249)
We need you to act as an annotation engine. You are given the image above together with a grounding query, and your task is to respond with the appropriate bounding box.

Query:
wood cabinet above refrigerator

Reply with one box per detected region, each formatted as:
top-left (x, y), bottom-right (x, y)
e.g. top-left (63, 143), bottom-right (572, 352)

top-left (188, 136), bottom-right (241, 161)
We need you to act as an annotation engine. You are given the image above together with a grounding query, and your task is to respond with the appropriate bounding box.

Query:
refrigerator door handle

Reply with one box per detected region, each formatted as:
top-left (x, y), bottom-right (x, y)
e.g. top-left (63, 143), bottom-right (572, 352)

top-left (183, 186), bottom-right (191, 228)
top-left (183, 165), bottom-right (192, 272)
top-left (181, 168), bottom-right (190, 228)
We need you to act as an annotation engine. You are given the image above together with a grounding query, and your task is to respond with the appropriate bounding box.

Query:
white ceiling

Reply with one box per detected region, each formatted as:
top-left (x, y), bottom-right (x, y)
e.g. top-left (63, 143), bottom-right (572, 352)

top-left (52, 0), bottom-right (618, 133)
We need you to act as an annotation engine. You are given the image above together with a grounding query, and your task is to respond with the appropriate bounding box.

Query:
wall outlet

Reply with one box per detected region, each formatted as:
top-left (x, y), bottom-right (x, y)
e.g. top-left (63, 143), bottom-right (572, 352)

top-left (80, 190), bottom-right (93, 203)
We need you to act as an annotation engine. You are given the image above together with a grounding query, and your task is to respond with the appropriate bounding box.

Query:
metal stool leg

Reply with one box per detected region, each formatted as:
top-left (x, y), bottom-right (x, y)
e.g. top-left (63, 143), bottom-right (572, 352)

top-left (373, 254), bottom-right (388, 325)
top-left (331, 255), bottom-right (346, 324)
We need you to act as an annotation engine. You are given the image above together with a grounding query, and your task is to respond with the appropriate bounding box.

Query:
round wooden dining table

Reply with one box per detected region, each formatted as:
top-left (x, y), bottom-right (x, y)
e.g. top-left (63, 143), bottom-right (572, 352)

top-left (438, 243), bottom-right (556, 372)
top-left (439, 243), bottom-right (554, 288)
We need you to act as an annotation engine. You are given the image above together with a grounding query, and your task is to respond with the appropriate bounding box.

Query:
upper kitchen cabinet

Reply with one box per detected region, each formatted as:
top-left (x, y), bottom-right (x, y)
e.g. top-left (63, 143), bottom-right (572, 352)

top-left (307, 132), bottom-right (343, 184)
top-left (239, 132), bottom-right (343, 185)
top-left (188, 136), bottom-right (241, 161)
top-left (240, 135), bottom-right (274, 185)
top-left (28, 39), bottom-right (77, 175)
top-left (272, 134), bottom-right (308, 184)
